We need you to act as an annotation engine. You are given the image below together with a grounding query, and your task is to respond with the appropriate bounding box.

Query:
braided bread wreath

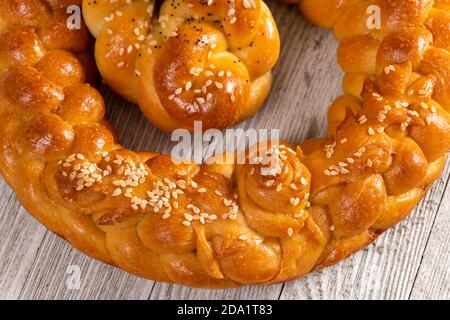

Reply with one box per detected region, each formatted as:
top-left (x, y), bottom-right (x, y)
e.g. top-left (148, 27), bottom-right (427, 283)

top-left (0, 0), bottom-right (449, 288)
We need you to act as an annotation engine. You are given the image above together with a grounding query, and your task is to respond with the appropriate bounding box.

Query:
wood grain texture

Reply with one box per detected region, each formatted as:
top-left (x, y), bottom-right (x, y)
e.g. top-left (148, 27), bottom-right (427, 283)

top-left (0, 2), bottom-right (448, 300)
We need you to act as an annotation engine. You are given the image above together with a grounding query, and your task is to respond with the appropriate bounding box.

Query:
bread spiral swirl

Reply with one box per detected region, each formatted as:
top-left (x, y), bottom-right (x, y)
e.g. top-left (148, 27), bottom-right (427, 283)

top-left (0, 0), bottom-right (449, 287)
top-left (82, 0), bottom-right (280, 131)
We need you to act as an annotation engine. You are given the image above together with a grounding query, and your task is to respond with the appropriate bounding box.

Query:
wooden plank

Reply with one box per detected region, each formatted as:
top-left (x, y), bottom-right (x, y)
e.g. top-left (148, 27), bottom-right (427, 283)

top-left (409, 177), bottom-right (450, 300)
top-left (0, 1), bottom-right (448, 299)
top-left (13, 233), bottom-right (156, 299)
top-left (0, 180), bottom-right (48, 299)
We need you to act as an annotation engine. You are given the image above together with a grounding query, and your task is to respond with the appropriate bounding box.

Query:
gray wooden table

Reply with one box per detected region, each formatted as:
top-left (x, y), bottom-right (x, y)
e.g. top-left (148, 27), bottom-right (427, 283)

top-left (0, 2), bottom-right (449, 300)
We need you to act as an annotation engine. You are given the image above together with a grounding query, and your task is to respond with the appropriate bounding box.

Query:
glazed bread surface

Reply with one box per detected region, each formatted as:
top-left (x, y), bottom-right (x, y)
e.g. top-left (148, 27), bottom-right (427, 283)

top-left (0, 0), bottom-right (449, 288)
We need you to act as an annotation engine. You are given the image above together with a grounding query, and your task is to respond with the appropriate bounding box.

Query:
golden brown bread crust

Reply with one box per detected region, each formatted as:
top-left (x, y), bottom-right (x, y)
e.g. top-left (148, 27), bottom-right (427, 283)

top-left (0, 0), bottom-right (449, 288)
top-left (82, 0), bottom-right (280, 131)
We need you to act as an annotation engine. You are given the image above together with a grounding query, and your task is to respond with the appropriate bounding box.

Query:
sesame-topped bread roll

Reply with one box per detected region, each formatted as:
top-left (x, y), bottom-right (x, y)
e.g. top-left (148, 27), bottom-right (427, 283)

top-left (82, 0), bottom-right (280, 131)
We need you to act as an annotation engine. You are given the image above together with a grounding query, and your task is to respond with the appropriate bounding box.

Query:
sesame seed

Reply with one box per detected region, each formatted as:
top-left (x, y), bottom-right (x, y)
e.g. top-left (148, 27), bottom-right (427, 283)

top-left (300, 177), bottom-right (308, 186)
top-left (384, 65), bottom-right (395, 74)
top-left (196, 97), bottom-right (205, 104)
top-left (287, 227), bottom-right (294, 237)
top-left (243, 0), bottom-right (252, 8)
top-left (358, 115), bottom-right (367, 124)
top-left (418, 89), bottom-right (427, 95)
top-left (290, 197), bottom-right (300, 206)
top-left (265, 180), bottom-right (275, 187)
